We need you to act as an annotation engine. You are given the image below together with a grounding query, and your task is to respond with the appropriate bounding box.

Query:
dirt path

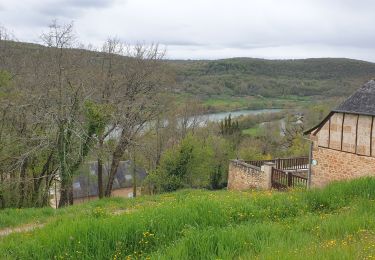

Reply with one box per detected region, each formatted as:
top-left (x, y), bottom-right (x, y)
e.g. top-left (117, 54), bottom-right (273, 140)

top-left (0, 223), bottom-right (44, 237)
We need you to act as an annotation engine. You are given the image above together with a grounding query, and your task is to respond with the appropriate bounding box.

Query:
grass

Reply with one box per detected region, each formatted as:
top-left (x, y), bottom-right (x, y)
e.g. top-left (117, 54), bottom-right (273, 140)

top-left (0, 207), bottom-right (55, 229)
top-left (242, 124), bottom-right (262, 136)
top-left (1, 178), bottom-right (375, 259)
top-left (202, 95), bottom-right (311, 112)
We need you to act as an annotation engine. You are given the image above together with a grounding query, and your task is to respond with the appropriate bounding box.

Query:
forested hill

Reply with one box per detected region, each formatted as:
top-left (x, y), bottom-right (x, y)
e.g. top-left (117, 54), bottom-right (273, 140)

top-left (2, 40), bottom-right (375, 99)
top-left (171, 58), bottom-right (375, 98)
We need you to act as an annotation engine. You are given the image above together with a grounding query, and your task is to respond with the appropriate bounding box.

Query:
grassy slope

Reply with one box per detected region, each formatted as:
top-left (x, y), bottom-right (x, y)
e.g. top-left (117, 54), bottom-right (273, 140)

top-left (1, 178), bottom-right (375, 259)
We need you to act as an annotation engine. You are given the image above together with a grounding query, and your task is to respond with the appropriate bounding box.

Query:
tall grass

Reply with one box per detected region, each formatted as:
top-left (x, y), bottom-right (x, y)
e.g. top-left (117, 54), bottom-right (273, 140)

top-left (0, 207), bottom-right (55, 229)
top-left (1, 178), bottom-right (375, 259)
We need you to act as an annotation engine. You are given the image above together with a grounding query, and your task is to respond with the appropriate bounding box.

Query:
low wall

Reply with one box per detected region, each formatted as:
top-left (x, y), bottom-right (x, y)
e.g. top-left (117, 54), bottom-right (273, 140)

top-left (227, 160), bottom-right (271, 190)
top-left (311, 147), bottom-right (375, 188)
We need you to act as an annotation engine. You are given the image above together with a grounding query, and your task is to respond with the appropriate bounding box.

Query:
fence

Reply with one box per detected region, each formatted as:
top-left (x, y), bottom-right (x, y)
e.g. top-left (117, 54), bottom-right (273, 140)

top-left (245, 156), bottom-right (309, 190)
top-left (271, 168), bottom-right (308, 189)
top-left (246, 156), bottom-right (309, 170)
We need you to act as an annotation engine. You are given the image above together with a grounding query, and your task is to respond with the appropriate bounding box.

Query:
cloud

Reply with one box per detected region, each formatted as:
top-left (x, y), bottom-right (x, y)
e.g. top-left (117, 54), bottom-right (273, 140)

top-left (1, 0), bottom-right (375, 61)
top-left (37, 0), bottom-right (118, 18)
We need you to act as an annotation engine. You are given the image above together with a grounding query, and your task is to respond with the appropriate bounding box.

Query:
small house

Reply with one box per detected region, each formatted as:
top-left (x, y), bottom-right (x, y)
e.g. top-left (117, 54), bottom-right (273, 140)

top-left (305, 80), bottom-right (375, 187)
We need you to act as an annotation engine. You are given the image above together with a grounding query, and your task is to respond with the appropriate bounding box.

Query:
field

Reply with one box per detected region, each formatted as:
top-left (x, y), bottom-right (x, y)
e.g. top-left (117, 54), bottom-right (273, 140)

top-left (242, 124), bottom-right (262, 136)
top-left (1, 178), bottom-right (375, 259)
top-left (202, 95), bottom-right (312, 112)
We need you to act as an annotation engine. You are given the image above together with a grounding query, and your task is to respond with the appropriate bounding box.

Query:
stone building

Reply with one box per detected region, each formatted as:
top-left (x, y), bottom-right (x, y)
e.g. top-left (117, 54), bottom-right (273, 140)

top-left (305, 80), bottom-right (375, 187)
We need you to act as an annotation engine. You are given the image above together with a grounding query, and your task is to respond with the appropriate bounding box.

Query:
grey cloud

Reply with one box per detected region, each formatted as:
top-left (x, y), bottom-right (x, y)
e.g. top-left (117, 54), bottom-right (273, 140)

top-left (160, 40), bottom-right (206, 47)
top-left (2, 0), bottom-right (375, 61)
top-left (38, 0), bottom-right (117, 18)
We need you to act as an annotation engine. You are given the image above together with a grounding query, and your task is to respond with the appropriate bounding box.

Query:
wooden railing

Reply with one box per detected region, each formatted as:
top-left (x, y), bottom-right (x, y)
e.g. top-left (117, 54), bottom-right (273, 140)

top-left (271, 168), bottom-right (308, 189)
top-left (271, 168), bottom-right (289, 189)
top-left (246, 156), bottom-right (309, 170)
top-left (276, 157), bottom-right (309, 170)
top-left (245, 159), bottom-right (275, 168)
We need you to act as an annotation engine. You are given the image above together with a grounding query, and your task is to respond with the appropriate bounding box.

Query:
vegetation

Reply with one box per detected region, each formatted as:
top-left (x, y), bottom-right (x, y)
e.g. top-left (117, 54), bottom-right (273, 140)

top-left (242, 125), bottom-right (261, 136)
top-left (172, 58), bottom-right (375, 99)
top-left (1, 39), bottom-right (374, 110)
top-left (144, 134), bottom-right (234, 193)
top-left (201, 95), bottom-right (311, 112)
top-left (0, 22), bottom-right (360, 211)
top-left (1, 178), bottom-right (375, 259)
top-left (0, 22), bottom-right (167, 208)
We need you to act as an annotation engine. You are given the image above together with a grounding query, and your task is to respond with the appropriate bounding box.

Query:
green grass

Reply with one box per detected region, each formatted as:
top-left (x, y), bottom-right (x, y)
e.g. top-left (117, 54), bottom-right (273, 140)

top-left (1, 178), bottom-right (375, 259)
top-left (0, 207), bottom-right (56, 229)
top-left (202, 95), bottom-right (311, 112)
top-left (242, 124), bottom-right (262, 136)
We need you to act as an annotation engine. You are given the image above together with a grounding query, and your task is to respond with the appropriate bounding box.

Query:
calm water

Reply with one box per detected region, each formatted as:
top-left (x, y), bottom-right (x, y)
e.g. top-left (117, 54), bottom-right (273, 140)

top-left (199, 108), bottom-right (282, 122)
top-left (108, 108), bottom-right (283, 139)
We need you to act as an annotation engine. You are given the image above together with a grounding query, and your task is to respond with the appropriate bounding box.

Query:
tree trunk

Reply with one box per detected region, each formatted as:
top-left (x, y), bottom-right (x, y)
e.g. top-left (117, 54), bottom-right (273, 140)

top-left (0, 172), bottom-right (5, 209)
top-left (132, 153), bottom-right (137, 198)
top-left (31, 152), bottom-right (54, 206)
top-left (19, 157), bottom-right (28, 207)
top-left (104, 154), bottom-right (120, 197)
top-left (57, 125), bottom-right (73, 207)
top-left (98, 138), bottom-right (104, 199)
top-left (105, 130), bottom-right (128, 197)
top-left (59, 175), bottom-right (73, 207)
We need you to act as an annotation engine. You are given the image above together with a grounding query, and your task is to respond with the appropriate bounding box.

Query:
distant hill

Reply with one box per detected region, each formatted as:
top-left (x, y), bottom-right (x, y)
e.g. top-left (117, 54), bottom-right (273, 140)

top-left (170, 58), bottom-right (375, 98)
top-left (1, 40), bottom-right (375, 99)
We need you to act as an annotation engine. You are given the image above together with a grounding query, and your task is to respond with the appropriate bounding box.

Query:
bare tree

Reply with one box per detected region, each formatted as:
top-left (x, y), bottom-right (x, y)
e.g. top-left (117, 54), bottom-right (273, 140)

top-left (40, 20), bottom-right (97, 207)
top-left (104, 44), bottom-right (166, 197)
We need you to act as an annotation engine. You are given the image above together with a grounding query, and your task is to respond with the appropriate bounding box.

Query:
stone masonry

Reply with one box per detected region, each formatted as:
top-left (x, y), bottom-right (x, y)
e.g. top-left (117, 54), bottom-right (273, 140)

top-left (311, 146), bottom-right (375, 188)
top-left (227, 160), bottom-right (272, 190)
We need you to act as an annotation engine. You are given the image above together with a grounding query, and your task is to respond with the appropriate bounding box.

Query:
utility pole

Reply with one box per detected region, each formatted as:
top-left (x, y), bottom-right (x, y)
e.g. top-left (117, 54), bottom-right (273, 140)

top-left (307, 140), bottom-right (313, 188)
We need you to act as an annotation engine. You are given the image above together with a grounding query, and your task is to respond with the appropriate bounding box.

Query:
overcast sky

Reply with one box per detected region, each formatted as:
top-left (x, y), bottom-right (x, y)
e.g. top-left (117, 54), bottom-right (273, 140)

top-left (1, 0), bottom-right (375, 61)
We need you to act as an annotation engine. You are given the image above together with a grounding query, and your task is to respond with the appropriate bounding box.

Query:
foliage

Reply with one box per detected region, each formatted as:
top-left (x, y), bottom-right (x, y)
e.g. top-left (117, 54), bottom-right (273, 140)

top-left (2, 40), bottom-right (375, 102)
top-left (0, 70), bottom-right (11, 89)
top-left (219, 114), bottom-right (240, 135)
top-left (172, 58), bottom-right (375, 98)
top-left (0, 23), bottom-right (167, 208)
top-left (83, 100), bottom-right (112, 136)
top-left (144, 134), bottom-right (234, 193)
top-left (1, 178), bottom-right (375, 259)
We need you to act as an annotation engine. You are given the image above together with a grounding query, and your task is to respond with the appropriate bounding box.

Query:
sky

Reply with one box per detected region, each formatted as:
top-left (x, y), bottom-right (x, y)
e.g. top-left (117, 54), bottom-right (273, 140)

top-left (1, 0), bottom-right (375, 61)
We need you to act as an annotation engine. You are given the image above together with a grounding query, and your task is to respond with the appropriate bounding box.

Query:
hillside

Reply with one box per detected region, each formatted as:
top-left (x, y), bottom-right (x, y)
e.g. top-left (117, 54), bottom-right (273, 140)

top-left (171, 58), bottom-right (375, 98)
top-left (1, 40), bottom-right (375, 101)
top-left (1, 178), bottom-right (375, 259)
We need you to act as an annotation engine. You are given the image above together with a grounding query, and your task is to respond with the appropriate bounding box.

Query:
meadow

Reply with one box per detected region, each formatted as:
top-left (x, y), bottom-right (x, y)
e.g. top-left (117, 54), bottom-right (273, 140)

top-left (202, 95), bottom-right (311, 112)
top-left (1, 178), bottom-right (375, 259)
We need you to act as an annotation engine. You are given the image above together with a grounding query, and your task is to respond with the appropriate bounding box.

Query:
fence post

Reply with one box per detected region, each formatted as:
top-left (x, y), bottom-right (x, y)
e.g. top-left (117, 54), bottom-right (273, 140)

top-left (263, 162), bottom-right (275, 190)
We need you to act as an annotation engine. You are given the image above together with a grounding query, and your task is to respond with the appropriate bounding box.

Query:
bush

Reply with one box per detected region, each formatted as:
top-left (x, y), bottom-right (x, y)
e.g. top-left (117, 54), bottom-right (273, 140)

top-left (144, 134), bottom-right (234, 193)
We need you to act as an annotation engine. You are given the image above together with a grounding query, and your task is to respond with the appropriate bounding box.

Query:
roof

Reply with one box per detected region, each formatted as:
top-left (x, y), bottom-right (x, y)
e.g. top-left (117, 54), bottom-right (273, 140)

top-left (73, 160), bottom-right (147, 199)
top-left (304, 80), bottom-right (375, 135)
top-left (333, 79), bottom-right (375, 116)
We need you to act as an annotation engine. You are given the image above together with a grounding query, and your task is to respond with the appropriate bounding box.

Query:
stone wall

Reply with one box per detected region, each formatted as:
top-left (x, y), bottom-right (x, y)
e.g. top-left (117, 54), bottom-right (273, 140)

top-left (227, 160), bottom-right (271, 190)
top-left (311, 146), bottom-right (375, 188)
